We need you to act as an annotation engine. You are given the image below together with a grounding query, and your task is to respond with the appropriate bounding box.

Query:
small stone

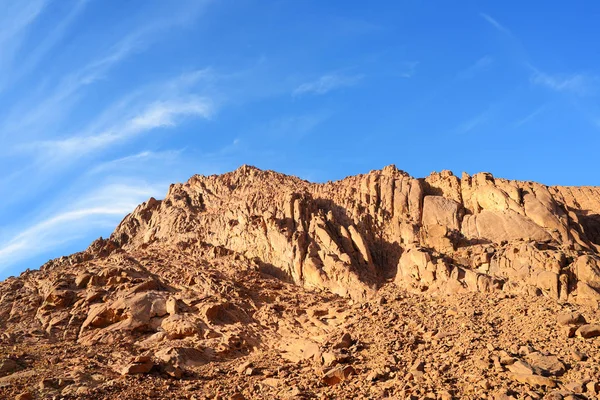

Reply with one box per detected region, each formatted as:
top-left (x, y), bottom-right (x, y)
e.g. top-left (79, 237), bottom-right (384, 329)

top-left (322, 365), bottom-right (356, 386)
top-left (498, 351), bottom-right (514, 365)
top-left (506, 360), bottom-right (534, 375)
top-left (586, 381), bottom-right (599, 394)
top-left (524, 352), bottom-right (566, 376)
top-left (570, 349), bottom-right (586, 361)
top-left (565, 381), bottom-right (585, 393)
top-left (120, 359), bottom-right (154, 375)
top-left (446, 308), bottom-right (459, 317)
top-left (434, 331), bottom-right (456, 340)
top-left (0, 359), bottom-right (19, 376)
top-left (166, 297), bottom-right (178, 315)
top-left (557, 312), bottom-right (586, 326)
top-left (262, 377), bottom-right (281, 388)
top-left (163, 364), bottom-right (183, 379)
top-left (411, 359), bottom-right (425, 372)
top-left (474, 358), bottom-right (490, 370)
top-left (524, 391), bottom-right (541, 400)
top-left (479, 379), bottom-right (491, 390)
top-left (544, 392), bottom-right (563, 400)
top-left (367, 368), bottom-right (387, 382)
top-left (236, 361), bottom-right (253, 374)
top-left (39, 378), bottom-right (58, 389)
top-left (366, 370), bottom-right (379, 381)
top-left (134, 355), bottom-right (151, 363)
top-left (561, 325), bottom-right (578, 338)
top-left (75, 273), bottom-right (92, 288)
top-left (493, 389), bottom-right (517, 400)
top-left (518, 345), bottom-right (534, 356)
top-left (507, 373), bottom-right (556, 388)
top-left (576, 324), bottom-right (600, 339)
top-left (321, 351), bottom-right (343, 367)
top-left (333, 332), bottom-right (353, 349)
top-left (15, 392), bottom-right (32, 400)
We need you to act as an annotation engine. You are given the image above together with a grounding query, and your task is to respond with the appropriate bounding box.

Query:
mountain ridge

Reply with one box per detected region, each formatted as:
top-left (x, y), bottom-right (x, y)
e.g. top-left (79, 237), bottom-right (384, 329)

top-left (2, 165), bottom-right (600, 399)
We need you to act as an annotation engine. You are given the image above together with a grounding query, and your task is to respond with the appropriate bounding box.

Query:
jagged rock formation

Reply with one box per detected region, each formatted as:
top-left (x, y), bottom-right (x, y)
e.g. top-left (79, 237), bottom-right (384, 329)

top-left (1, 165), bottom-right (600, 399)
top-left (110, 165), bottom-right (600, 307)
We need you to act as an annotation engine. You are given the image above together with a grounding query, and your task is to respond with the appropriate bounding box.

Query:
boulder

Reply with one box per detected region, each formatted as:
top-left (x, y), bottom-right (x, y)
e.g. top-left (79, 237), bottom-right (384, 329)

top-left (576, 324), bottom-right (600, 339)
top-left (322, 365), bottom-right (356, 386)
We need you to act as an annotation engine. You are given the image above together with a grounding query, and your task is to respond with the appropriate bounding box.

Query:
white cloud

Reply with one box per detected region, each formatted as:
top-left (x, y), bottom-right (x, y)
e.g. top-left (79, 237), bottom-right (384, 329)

top-left (129, 98), bottom-right (213, 130)
top-left (0, 2), bottom-right (213, 142)
top-left (88, 150), bottom-right (183, 175)
top-left (26, 96), bottom-right (214, 160)
top-left (514, 105), bottom-right (546, 127)
top-left (266, 113), bottom-right (330, 138)
top-left (4, 0), bottom-right (89, 90)
top-left (0, 0), bottom-right (48, 61)
top-left (458, 55), bottom-right (493, 80)
top-left (480, 13), bottom-right (512, 36)
top-left (293, 73), bottom-right (363, 96)
top-left (0, 182), bottom-right (164, 270)
top-left (455, 108), bottom-right (492, 134)
top-left (0, 0), bottom-right (48, 41)
top-left (0, 1), bottom-right (225, 277)
top-left (530, 69), bottom-right (597, 96)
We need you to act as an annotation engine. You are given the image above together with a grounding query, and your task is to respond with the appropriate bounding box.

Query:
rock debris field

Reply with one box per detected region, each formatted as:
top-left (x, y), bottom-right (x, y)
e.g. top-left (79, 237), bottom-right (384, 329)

top-left (1, 165), bottom-right (600, 399)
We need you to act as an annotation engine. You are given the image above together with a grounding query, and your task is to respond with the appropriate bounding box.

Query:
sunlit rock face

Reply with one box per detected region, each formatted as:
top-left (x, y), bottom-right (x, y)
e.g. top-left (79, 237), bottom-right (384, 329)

top-left (108, 165), bottom-right (600, 306)
top-left (1, 165), bottom-right (600, 399)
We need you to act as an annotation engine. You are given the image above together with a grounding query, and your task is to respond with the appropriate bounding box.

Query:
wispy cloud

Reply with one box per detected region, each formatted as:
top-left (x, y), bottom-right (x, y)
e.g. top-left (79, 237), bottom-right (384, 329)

top-left (455, 107), bottom-right (492, 134)
top-left (480, 13), bottom-right (512, 36)
top-left (293, 73), bottom-right (363, 96)
top-left (89, 150), bottom-right (184, 175)
top-left (2, 0), bottom-right (90, 91)
top-left (530, 67), bottom-right (598, 96)
top-left (0, 2), bottom-right (212, 142)
top-left (0, 182), bottom-right (164, 271)
top-left (0, 0), bottom-right (49, 75)
top-left (514, 105), bottom-right (546, 127)
top-left (26, 96), bottom-right (214, 160)
top-left (266, 112), bottom-right (330, 138)
top-left (2, 36), bottom-right (153, 137)
top-left (0, 0), bottom-right (48, 42)
top-left (458, 55), bottom-right (493, 79)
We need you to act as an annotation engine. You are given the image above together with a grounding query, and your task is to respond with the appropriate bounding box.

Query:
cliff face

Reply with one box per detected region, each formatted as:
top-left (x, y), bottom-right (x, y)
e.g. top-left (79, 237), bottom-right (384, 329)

top-left (1, 165), bottom-right (600, 399)
top-left (110, 165), bottom-right (600, 306)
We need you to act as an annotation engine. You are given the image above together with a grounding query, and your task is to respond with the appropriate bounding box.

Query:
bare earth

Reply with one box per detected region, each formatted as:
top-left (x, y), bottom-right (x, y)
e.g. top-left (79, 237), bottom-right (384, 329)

top-left (1, 165), bottom-right (599, 399)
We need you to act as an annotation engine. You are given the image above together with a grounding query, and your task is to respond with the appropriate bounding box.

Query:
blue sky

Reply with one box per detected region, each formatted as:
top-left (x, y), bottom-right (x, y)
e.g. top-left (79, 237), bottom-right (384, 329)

top-left (1, 0), bottom-right (600, 278)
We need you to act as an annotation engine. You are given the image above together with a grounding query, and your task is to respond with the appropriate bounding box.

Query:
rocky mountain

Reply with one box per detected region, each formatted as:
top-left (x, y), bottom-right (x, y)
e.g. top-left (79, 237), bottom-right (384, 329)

top-left (1, 165), bottom-right (599, 399)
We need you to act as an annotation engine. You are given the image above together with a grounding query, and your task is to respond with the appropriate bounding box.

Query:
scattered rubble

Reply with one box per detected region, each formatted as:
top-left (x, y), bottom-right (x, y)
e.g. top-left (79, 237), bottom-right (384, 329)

top-left (1, 165), bottom-right (600, 399)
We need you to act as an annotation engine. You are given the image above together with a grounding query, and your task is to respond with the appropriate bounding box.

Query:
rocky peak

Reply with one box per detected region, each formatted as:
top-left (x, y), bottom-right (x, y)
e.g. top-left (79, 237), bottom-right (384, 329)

top-left (1, 165), bottom-right (600, 398)
top-left (102, 166), bottom-right (600, 307)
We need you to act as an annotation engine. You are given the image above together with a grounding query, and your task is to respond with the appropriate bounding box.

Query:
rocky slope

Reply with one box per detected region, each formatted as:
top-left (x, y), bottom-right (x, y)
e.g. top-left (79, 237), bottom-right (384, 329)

top-left (1, 165), bottom-right (600, 399)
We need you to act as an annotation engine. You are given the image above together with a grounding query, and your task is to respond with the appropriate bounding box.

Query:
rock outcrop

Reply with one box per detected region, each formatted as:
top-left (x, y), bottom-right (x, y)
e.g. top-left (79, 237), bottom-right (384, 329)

top-left (106, 165), bottom-right (600, 307)
top-left (1, 165), bottom-right (600, 399)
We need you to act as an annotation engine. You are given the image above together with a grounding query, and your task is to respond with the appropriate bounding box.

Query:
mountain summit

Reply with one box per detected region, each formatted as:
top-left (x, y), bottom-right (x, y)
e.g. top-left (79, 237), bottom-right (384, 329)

top-left (1, 166), bottom-right (600, 399)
